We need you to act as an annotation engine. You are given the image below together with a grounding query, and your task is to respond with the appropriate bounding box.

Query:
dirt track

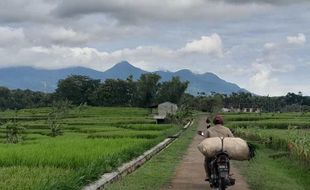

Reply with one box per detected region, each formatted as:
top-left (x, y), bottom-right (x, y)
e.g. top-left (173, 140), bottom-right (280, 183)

top-left (162, 116), bottom-right (250, 190)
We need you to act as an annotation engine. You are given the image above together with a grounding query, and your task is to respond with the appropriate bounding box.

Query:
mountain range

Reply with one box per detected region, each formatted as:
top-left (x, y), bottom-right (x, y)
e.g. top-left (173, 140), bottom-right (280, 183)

top-left (0, 61), bottom-right (248, 95)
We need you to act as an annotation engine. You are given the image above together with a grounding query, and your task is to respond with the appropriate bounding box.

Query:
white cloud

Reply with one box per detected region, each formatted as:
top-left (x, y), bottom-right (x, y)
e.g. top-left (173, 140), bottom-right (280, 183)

top-left (0, 1), bottom-right (309, 96)
top-left (0, 26), bottom-right (25, 46)
top-left (247, 61), bottom-right (306, 96)
top-left (245, 34), bottom-right (310, 95)
top-left (0, 34), bottom-right (223, 71)
top-left (181, 34), bottom-right (223, 57)
top-left (264, 42), bottom-right (275, 49)
top-left (287, 33), bottom-right (306, 45)
top-left (249, 62), bottom-right (275, 94)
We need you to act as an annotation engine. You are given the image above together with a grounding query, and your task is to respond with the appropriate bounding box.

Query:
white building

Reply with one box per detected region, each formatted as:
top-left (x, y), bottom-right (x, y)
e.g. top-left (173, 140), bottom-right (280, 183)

top-left (222, 108), bottom-right (231, 112)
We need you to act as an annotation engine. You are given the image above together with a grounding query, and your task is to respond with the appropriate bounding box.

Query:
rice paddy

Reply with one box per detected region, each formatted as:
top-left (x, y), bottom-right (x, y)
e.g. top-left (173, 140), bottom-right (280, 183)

top-left (0, 107), bottom-right (179, 190)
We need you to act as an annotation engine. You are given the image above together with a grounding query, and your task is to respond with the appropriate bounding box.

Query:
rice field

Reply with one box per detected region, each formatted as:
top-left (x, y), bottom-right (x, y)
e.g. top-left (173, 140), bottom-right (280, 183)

top-left (224, 112), bottom-right (310, 164)
top-left (0, 107), bottom-right (179, 190)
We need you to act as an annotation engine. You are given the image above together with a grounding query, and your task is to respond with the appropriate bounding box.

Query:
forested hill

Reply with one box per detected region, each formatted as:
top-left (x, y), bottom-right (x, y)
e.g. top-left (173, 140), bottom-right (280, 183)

top-left (0, 61), bottom-right (247, 95)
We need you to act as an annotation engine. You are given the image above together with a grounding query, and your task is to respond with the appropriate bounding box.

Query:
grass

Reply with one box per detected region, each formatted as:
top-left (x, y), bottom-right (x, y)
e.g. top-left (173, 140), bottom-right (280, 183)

top-left (106, 116), bottom-right (199, 190)
top-left (223, 112), bottom-right (310, 162)
top-left (0, 106), bottom-right (180, 189)
top-left (224, 112), bottom-right (310, 129)
top-left (233, 127), bottom-right (310, 163)
top-left (222, 112), bottom-right (310, 190)
top-left (234, 145), bottom-right (310, 190)
top-left (0, 166), bottom-right (75, 190)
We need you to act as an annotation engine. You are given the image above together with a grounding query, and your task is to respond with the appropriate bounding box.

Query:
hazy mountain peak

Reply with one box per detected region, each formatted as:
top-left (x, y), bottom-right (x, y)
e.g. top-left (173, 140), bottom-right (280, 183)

top-left (202, 72), bottom-right (221, 80)
top-left (110, 61), bottom-right (144, 71)
top-left (0, 61), bottom-right (248, 95)
top-left (102, 61), bottom-right (146, 80)
top-left (175, 69), bottom-right (193, 75)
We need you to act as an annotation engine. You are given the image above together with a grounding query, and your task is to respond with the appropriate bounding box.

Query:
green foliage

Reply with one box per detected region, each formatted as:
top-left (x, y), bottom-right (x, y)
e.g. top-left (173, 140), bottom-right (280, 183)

top-left (0, 107), bottom-right (180, 189)
top-left (191, 94), bottom-right (223, 113)
top-left (77, 102), bottom-right (88, 114)
top-left (0, 87), bottom-right (51, 110)
top-left (92, 77), bottom-right (136, 106)
top-left (56, 75), bottom-right (100, 105)
top-left (169, 105), bottom-right (193, 125)
top-left (226, 112), bottom-right (310, 164)
top-left (46, 100), bottom-right (72, 137)
top-left (135, 73), bottom-right (161, 107)
top-left (0, 73), bottom-right (188, 110)
top-left (228, 112), bottom-right (310, 190)
top-left (51, 100), bottom-right (71, 117)
top-left (3, 120), bottom-right (25, 144)
top-left (47, 114), bottom-right (63, 137)
top-left (1, 77), bottom-right (310, 112)
top-left (189, 91), bottom-right (310, 113)
top-left (235, 145), bottom-right (310, 190)
top-left (156, 76), bottom-right (188, 104)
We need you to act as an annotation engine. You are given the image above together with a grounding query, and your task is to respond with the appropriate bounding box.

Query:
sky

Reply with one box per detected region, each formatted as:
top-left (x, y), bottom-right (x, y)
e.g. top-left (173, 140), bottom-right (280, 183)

top-left (0, 0), bottom-right (309, 96)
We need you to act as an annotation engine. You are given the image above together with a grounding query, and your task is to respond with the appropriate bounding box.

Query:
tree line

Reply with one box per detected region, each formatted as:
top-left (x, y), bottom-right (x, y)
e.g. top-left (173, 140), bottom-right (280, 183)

top-left (0, 73), bottom-right (309, 112)
top-left (0, 73), bottom-right (188, 110)
top-left (182, 92), bottom-right (310, 113)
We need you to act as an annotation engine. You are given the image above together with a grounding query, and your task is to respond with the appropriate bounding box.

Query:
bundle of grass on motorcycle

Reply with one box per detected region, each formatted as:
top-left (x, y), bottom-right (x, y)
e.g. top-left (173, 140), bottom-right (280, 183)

top-left (197, 136), bottom-right (255, 190)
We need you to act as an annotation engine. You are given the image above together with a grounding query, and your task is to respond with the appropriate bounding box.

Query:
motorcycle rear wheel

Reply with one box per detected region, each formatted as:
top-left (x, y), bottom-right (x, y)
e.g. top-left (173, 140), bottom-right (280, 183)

top-left (218, 177), bottom-right (226, 190)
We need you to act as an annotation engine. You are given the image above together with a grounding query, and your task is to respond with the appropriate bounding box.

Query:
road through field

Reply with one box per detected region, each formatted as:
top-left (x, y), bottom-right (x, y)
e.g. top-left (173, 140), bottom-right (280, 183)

top-left (162, 116), bottom-right (250, 190)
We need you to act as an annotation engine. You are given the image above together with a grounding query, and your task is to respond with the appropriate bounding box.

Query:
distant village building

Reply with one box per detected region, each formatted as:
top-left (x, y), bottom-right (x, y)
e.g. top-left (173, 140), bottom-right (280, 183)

top-left (152, 102), bottom-right (178, 124)
top-left (230, 108), bottom-right (241, 113)
top-left (242, 108), bottom-right (262, 113)
top-left (222, 108), bottom-right (231, 112)
top-left (254, 108), bottom-right (262, 113)
top-left (223, 107), bottom-right (261, 113)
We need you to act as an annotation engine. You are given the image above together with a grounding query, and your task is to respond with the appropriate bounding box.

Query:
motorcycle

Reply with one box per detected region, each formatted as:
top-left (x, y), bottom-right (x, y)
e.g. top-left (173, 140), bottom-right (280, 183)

top-left (198, 131), bottom-right (235, 190)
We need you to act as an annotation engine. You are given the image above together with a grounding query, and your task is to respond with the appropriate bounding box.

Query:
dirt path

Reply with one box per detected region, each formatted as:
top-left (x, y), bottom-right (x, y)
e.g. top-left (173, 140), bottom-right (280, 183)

top-left (162, 116), bottom-right (250, 190)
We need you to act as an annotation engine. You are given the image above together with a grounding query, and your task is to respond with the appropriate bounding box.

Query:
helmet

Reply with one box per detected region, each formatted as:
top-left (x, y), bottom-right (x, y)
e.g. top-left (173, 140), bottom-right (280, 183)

top-left (213, 115), bottom-right (224, 125)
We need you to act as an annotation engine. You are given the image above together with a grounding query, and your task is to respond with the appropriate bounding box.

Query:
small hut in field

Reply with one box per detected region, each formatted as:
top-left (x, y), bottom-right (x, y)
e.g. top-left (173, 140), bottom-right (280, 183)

top-left (153, 102), bottom-right (178, 124)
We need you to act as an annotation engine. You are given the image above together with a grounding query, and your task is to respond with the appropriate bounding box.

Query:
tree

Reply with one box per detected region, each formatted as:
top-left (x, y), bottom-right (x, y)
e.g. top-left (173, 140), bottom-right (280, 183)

top-left (0, 87), bottom-right (11, 110)
top-left (135, 73), bottom-right (161, 107)
top-left (93, 78), bottom-right (136, 106)
top-left (156, 76), bottom-right (189, 104)
top-left (56, 75), bottom-right (100, 105)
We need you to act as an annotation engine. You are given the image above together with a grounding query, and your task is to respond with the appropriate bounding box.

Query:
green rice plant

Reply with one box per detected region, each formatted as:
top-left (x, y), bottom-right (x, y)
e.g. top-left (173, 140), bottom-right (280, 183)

top-left (2, 120), bottom-right (25, 144)
top-left (116, 124), bottom-right (174, 131)
top-left (0, 166), bottom-right (75, 190)
top-left (68, 125), bottom-right (121, 134)
top-left (87, 130), bottom-right (162, 139)
top-left (0, 106), bottom-right (182, 189)
top-left (51, 100), bottom-right (72, 118)
top-left (47, 112), bottom-right (63, 137)
top-left (0, 135), bottom-right (152, 168)
top-left (227, 120), bottom-right (310, 129)
top-left (234, 127), bottom-right (310, 164)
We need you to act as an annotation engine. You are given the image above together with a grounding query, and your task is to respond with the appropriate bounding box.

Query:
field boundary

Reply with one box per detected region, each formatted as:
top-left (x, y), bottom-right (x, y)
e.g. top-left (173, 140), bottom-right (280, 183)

top-left (83, 121), bottom-right (194, 190)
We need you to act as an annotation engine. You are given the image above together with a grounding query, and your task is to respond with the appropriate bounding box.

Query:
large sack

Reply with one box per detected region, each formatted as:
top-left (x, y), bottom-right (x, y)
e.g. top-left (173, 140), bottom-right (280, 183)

top-left (197, 137), bottom-right (250, 161)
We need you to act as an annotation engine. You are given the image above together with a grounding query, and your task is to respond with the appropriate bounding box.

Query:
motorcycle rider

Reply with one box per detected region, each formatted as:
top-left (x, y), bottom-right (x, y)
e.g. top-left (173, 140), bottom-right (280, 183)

top-left (203, 115), bottom-right (234, 181)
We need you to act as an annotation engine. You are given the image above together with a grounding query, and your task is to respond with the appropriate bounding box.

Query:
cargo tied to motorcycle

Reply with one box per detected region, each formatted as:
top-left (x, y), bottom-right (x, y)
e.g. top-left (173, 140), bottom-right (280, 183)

top-left (197, 137), bottom-right (251, 161)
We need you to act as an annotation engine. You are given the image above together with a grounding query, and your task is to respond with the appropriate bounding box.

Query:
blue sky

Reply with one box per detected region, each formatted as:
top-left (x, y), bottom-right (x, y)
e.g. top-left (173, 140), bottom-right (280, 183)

top-left (0, 0), bottom-right (309, 95)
